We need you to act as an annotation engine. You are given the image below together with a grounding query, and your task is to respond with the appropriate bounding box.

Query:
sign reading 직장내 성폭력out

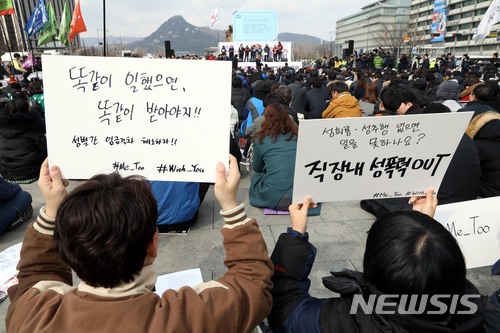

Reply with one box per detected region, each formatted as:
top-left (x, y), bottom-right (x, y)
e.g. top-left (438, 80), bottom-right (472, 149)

top-left (292, 112), bottom-right (474, 204)
top-left (42, 55), bottom-right (231, 182)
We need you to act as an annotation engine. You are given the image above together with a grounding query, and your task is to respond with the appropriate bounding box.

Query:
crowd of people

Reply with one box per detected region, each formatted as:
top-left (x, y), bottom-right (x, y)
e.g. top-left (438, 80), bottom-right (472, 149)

top-left (1, 47), bottom-right (500, 332)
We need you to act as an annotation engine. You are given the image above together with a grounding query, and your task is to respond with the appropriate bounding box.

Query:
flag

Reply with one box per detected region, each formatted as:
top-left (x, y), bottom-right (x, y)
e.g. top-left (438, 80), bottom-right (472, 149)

top-left (58, 0), bottom-right (71, 47)
top-left (37, 0), bottom-right (57, 46)
top-left (22, 53), bottom-right (34, 70)
top-left (0, 0), bottom-right (14, 15)
top-left (69, 0), bottom-right (87, 43)
top-left (472, 0), bottom-right (500, 44)
top-left (209, 7), bottom-right (221, 30)
top-left (24, 0), bottom-right (48, 37)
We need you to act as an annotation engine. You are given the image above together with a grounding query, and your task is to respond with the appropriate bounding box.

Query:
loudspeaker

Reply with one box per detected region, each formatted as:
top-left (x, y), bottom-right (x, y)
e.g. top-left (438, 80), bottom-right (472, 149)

top-left (166, 49), bottom-right (175, 58)
top-left (165, 40), bottom-right (171, 51)
top-left (347, 40), bottom-right (354, 56)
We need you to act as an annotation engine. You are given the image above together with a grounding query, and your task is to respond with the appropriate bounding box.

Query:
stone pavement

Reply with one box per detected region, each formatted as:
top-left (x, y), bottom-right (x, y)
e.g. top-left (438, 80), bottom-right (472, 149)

top-left (1, 168), bottom-right (499, 332)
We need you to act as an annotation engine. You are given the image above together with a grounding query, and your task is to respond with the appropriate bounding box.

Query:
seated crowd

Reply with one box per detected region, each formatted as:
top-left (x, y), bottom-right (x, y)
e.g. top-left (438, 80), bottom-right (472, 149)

top-left (1, 49), bottom-right (500, 332)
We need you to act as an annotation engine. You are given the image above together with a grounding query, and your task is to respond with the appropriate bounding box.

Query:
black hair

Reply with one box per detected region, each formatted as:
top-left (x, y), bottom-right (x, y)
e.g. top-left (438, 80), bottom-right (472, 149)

top-left (232, 75), bottom-right (243, 88)
top-left (364, 210), bottom-right (466, 297)
top-left (308, 76), bottom-right (323, 88)
top-left (472, 83), bottom-right (493, 101)
top-left (380, 86), bottom-right (404, 111)
top-left (54, 173), bottom-right (158, 288)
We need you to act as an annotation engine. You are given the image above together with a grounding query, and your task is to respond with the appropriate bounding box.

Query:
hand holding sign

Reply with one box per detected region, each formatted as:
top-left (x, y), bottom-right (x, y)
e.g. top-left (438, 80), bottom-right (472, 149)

top-left (292, 113), bottom-right (473, 203)
top-left (409, 188), bottom-right (438, 218)
top-left (43, 55), bottom-right (231, 182)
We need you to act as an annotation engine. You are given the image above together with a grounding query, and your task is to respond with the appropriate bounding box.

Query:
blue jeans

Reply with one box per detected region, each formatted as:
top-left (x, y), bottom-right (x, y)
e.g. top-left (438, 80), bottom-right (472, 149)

top-left (0, 190), bottom-right (32, 235)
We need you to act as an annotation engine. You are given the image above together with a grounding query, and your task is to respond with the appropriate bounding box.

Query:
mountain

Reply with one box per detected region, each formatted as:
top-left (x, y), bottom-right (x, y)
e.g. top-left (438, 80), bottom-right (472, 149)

top-left (80, 36), bottom-right (143, 47)
top-left (81, 15), bottom-right (321, 56)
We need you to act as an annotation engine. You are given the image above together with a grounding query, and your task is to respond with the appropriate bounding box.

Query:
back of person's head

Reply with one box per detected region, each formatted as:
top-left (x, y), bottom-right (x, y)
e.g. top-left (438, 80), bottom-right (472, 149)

top-left (413, 77), bottom-right (427, 90)
top-left (401, 89), bottom-right (418, 105)
top-left (436, 80), bottom-right (460, 101)
top-left (424, 103), bottom-right (451, 114)
top-left (254, 103), bottom-right (297, 144)
top-left (327, 81), bottom-right (349, 95)
top-left (472, 83), bottom-right (493, 102)
top-left (263, 91), bottom-right (283, 107)
top-left (232, 75), bottom-right (243, 88)
top-left (276, 85), bottom-right (292, 105)
top-left (54, 173), bottom-right (158, 288)
top-left (364, 210), bottom-right (466, 298)
top-left (296, 73), bottom-right (305, 82)
top-left (309, 76), bottom-right (323, 88)
top-left (6, 97), bottom-right (30, 116)
top-left (361, 82), bottom-right (378, 103)
top-left (380, 86), bottom-right (404, 111)
top-left (486, 80), bottom-right (500, 96)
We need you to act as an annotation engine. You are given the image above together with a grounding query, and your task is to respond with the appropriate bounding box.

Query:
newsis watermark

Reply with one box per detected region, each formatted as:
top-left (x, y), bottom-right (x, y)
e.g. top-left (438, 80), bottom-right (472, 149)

top-left (350, 294), bottom-right (481, 315)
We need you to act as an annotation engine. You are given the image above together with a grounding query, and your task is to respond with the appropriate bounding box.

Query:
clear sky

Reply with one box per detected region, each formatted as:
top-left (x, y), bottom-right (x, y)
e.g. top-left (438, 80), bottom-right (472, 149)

top-left (79, 0), bottom-right (376, 41)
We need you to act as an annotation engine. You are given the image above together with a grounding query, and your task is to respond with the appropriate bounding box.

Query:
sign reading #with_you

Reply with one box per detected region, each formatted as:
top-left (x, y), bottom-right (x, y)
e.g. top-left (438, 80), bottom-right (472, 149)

top-left (42, 55), bottom-right (231, 182)
top-left (292, 113), bottom-right (473, 203)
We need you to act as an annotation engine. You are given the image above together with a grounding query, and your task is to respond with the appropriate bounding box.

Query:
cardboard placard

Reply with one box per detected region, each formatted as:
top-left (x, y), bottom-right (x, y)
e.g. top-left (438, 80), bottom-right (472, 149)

top-left (292, 113), bottom-right (473, 203)
top-left (42, 55), bottom-right (231, 182)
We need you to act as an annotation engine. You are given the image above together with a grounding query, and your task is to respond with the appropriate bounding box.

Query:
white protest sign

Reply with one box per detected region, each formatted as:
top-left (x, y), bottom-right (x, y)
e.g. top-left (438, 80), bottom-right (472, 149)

top-left (434, 197), bottom-right (500, 269)
top-left (42, 55), bottom-right (231, 182)
top-left (293, 113), bottom-right (473, 203)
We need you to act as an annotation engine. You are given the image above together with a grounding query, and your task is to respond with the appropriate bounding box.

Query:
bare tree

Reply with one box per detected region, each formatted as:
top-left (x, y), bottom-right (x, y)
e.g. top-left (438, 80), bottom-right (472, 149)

top-left (370, 22), bottom-right (413, 54)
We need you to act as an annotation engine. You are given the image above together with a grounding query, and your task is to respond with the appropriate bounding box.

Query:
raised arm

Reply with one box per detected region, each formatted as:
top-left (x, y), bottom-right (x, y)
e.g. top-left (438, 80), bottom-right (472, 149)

top-left (7, 158), bottom-right (72, 305)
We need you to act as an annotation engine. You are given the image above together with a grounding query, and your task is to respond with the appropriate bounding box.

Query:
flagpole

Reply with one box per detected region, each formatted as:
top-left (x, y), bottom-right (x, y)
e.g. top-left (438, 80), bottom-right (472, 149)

top-left (16, 0), bottom-right (30, 52)
top-left (0, 21), bottom-right (16, 81)
top-left (103, 0), bottom-right (106, 57)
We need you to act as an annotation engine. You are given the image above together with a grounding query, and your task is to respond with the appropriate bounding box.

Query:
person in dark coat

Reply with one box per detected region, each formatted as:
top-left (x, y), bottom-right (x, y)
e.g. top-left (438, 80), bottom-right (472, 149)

top-left (269, 194), bottom-right (500, 333)
top-left (398, 53), bottom-right (409, 72)
top-left (409, 77), bottom-right (436, 107)
top-left (288, 73), bottom-right (307, 115)
top-left (0, 93), bottom-right (47, 182)
top-left (466, 111), bottom-right (500, 198)
top-left (457, 83), bottom-right (496, 117)
top-left (231, 75), bottom-right (250, 122)
top-left (304, 76), bottom-right (329, 119)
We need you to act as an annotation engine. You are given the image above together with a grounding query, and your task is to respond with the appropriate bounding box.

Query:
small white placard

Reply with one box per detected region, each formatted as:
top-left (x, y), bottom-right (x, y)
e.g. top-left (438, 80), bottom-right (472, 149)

top-left (293, 113), bottom-right (473, 203)
top-left (434, 197), bottom-right (500, 269)
top-left (154, 268), bottom-right (203, 296)
top-left (42, 55), bottom-right (232, 182)
top-left (0, 242), bottom-right (22, 286)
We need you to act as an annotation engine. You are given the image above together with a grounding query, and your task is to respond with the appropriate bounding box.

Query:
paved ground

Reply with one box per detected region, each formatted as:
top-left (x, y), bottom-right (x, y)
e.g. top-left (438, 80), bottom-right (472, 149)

top-left (1, 167), bottom-right (499, 332)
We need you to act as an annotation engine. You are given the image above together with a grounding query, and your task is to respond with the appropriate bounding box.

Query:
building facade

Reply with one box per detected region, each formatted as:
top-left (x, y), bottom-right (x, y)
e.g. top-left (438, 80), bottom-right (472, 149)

top-left (336, 0), bottom-right (499, 58)
top-left (410, 0), bottom-right (499, 56)
top-left (0, 0), bottom-right (76, 53)
top-left (336, 0), bottom-right (412, 55)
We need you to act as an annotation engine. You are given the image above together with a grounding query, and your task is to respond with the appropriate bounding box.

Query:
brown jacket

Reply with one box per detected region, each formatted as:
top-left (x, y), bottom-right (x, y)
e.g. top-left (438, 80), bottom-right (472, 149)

top-left (7, 205), bottom-right (273, 333)
top-left (322, 92), bottom-right (362, 118)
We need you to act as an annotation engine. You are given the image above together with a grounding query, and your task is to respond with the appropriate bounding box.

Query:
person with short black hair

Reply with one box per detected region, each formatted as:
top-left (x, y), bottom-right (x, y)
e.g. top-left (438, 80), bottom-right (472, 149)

top-left (375, 86), bottom-right (404, 116)
top-left (269, 192), bottom-right (500, 332)
top-left (322, 81), bottom-right (362, 118)
top-left (458, 83), bottom-right (496, 117)
top-left (304, 76), bottom-right (329, 119)
top-left (7, 157), bottom-right (273, 332)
